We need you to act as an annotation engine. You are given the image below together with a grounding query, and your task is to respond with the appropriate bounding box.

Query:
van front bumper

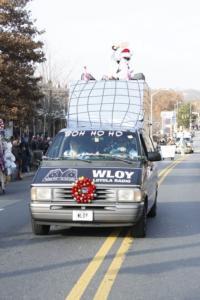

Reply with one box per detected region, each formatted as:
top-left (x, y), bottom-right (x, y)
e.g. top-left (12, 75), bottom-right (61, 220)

top-left (30, 202), bottom-right (144, 227)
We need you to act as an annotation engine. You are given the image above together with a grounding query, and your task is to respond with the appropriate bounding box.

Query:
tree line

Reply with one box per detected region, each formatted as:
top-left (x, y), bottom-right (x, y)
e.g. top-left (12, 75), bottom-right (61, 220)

top-left (152, 90), bottom-right (198, 132)
top-left (0, 0), bottom-right (45, 126)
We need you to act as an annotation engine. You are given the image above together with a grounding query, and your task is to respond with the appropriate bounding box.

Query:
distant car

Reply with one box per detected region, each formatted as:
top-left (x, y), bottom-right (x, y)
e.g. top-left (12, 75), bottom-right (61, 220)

top-left (175, 140), bottom-right (193, 154)
top-left (176, 137), bottom-right (194, 153)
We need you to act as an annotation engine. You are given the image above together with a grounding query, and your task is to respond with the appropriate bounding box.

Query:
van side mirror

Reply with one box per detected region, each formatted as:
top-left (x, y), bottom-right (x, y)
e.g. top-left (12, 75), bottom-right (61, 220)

top-left (147, 151), bottom-right (161, 161)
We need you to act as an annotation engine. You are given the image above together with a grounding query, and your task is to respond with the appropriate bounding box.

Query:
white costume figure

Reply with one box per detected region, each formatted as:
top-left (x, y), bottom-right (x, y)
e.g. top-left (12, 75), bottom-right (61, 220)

top-left (106, 45), bottom-right (121, 79)
top-left (108, 44), bottom-right (134, 80)
top-left (117, 48), bottom-right (134, 80)
top-left (3, 140), bottom-right (16, 177)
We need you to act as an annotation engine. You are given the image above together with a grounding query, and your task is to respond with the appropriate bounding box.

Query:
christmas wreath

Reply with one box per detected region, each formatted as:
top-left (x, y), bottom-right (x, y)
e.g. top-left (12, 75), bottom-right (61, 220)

top-left (71, 176), bottom-right (96, 203)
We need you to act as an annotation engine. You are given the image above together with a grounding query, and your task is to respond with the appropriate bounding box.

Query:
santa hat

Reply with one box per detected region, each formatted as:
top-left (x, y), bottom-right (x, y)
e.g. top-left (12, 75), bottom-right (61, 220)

top-left (121, 48), bottom-right (132, 58)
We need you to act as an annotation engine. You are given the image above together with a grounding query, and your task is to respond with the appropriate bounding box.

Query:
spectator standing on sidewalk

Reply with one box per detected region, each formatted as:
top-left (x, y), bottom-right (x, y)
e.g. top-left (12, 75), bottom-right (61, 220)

top-left (38, 135), bottom-right (45, 153)
top-left (43, 136), bottom-right (52, 154)
top-left (3, 138), bottom-right (16, 182)
top-left (21, 141), bottom-right (31, 173)
top-left (30, 135), bottom-right (39, 151)
top-left (12, 138), bottom-right (23, 180)
top-left (0, 136), bottom-right (5, 193)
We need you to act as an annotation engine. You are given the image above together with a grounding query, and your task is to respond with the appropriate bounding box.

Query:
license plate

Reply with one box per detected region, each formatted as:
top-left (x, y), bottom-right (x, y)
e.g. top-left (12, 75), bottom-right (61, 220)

top-left (72, 210), bottom-right (93, 221)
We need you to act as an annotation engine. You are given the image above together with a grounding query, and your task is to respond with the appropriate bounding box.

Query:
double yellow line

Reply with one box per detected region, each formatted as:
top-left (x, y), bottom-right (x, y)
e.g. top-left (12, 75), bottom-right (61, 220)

top-left (65, 229), bottom-right (121, 300)
top-left (158, 156), bottom-right (185, 186)
top-left (66, 229), bottom-right (132, 300)
top-left (66, 156), bottom-right (185, 300)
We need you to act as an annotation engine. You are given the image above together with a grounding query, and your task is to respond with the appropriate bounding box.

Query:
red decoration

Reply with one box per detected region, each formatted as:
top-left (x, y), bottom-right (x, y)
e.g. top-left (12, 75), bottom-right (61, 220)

top-left (71, 176), bottom-right (96, 203)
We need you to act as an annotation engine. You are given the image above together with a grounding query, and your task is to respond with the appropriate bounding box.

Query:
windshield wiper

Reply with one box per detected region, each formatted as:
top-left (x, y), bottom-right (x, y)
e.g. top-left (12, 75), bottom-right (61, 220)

top-left (42, 156), bottom-right (60, 161)
top-left (82, 153), bottom-right (134, 164)
top-left (107, 154), bottom-right (134, 164)
top-left (59, 155), bottom-right (91, 163)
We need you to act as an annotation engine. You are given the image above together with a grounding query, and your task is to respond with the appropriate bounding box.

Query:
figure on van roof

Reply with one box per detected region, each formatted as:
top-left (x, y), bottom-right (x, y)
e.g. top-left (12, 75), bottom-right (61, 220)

top-left (80, 43), bottom-right (134, 81)
top-left (81, 66), bottom-right (96, 81)
top-left (108, 43), bottom-right (134, 80)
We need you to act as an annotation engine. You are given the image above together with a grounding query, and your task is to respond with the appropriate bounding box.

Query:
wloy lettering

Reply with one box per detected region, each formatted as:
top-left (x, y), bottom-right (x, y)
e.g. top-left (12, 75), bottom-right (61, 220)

top-left (92, 170), bottom-right (134, 179)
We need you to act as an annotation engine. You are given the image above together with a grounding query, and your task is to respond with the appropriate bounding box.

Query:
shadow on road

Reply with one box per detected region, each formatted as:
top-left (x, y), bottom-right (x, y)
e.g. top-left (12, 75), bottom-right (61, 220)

top-left (147, 200), bottom-right (200, 239)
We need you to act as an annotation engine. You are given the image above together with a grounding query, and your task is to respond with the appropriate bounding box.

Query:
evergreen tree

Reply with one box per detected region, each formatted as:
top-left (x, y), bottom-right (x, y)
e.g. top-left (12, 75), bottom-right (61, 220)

top-left (0, 0), bottom-right (45, 124)
top-left (177, 103), bottom-right (196, 129)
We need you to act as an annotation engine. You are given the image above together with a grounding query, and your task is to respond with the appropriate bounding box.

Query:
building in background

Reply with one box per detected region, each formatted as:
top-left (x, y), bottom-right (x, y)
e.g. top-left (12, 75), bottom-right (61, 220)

top-left (160, 111), bottom-right (176, 136)
top-left (37, 82), bottom-right (69, 137)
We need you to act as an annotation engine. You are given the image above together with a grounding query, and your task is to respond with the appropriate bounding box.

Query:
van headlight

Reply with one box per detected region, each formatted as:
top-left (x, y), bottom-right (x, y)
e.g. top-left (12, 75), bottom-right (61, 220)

top-left (118, 189), bottom-right (142, 202)
top-left (31, 187), bottom-right (52, 201)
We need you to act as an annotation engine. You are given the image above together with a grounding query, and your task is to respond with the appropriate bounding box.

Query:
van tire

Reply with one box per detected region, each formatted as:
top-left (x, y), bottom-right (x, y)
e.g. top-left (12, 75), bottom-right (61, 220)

top-left (131, 205), bottom-right (147, 238)
top-left (148, 193), bottom-right (157, 218)
top-left (31, 218), bottom-right (50, 235)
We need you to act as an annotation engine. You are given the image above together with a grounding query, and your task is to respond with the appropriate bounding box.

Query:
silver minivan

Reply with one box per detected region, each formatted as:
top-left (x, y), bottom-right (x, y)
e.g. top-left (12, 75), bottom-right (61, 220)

top-left (30, 128), bottom-right (161, 237)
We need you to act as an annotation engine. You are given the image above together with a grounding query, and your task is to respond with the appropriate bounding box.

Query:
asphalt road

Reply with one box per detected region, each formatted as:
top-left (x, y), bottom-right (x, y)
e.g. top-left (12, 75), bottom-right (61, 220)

top-left (0, 137), bottom-right (200, 300)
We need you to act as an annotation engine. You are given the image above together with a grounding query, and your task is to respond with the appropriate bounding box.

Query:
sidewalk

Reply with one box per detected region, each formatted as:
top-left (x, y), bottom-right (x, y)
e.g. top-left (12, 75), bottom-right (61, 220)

top-left (21, 171), bottom-right (36, 179)
top-left (11, 170), bottom-right (36, 181)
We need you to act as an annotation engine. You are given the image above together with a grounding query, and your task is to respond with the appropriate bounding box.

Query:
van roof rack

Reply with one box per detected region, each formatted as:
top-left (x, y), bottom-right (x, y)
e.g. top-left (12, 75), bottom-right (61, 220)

top-left (67, 79), bottom-right (150, 130)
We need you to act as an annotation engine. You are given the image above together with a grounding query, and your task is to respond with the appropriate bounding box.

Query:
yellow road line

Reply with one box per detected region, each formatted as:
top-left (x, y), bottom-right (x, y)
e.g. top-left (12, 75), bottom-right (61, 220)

top-left (93, 230), bottom-right (133, 300)
top-left (158, 156), bottom-right (184, 178)
top-left (158, 161), bottom-right (177, 178)
top-left (65, 229), bottom-right (120, 300)
top-left (158, 156), bottom-right (186, 186)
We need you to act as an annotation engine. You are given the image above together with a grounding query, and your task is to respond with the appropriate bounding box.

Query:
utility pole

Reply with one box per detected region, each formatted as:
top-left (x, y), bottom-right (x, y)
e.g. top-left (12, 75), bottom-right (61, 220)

top-left (150, 90), bottom-right (162, 137)
top-left (189, 102), bottom-right (192, 131)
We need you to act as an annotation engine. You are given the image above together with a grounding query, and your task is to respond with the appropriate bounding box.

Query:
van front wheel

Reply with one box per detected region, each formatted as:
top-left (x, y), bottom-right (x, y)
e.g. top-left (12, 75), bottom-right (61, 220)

top-left (131, 205), bottom-right (147, 238)
top-left (148, 192), bottom-right (157, 218)
top-left (31, 218), bottom-right (50, 235)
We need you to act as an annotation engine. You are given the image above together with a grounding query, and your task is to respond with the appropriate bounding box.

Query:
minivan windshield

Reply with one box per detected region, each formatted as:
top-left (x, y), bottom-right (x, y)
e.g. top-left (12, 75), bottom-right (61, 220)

top-left (46, 130), bottom-right (140, 161)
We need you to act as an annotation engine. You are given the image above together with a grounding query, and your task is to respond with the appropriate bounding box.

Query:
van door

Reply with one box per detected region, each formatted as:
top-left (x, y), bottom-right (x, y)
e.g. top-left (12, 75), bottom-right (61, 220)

top-left (139, 133), bottom-right (157, 209)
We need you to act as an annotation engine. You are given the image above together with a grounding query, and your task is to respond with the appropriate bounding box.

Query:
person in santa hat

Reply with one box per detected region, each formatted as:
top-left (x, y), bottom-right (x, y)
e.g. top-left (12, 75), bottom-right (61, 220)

top-left (117, 47), bottom-right (134, 80)
top-left (105, 45), bottom-right (121, 80)
top-left (107, 44), bottom-right (134, 80)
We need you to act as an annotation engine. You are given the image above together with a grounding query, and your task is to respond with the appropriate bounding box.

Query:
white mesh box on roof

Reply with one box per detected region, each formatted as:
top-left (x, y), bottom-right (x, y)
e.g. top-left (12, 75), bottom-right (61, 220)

top-left (67, 80), bottom-right (150, 129)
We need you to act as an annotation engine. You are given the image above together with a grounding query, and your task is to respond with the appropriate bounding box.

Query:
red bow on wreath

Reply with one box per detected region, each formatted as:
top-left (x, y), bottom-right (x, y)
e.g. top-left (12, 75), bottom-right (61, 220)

top-left (71, 176), bottom-right (96, 203)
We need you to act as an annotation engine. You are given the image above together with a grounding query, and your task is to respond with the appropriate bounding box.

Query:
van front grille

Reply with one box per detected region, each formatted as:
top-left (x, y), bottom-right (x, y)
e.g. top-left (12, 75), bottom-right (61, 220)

top-left (52, 187), bottom-right (116, 203)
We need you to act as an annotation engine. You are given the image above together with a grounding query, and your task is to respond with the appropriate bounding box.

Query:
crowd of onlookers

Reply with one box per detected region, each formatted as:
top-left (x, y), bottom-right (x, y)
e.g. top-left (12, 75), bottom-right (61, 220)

top-left (0, 134), bottom-right (52, 193)
top-left (13, 134), bottom-right (52, 175)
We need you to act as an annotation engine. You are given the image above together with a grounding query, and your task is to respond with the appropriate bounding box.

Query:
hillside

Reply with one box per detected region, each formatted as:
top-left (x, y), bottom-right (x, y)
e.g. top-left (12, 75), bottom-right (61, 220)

top-left (181, 89), bottom-right (200, 101)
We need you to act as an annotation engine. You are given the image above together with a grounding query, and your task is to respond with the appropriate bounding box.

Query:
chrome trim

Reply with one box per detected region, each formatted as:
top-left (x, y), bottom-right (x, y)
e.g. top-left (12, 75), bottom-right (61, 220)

top-left (52, 187), bottom-right (117, 203)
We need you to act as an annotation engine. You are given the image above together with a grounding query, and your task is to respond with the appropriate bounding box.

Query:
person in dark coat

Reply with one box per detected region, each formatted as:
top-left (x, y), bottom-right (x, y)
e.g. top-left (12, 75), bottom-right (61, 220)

top-left (12, 139), bottom-right (23, 180)
top-left (0, 137), bottom-right (5, 192)
top-left (21, 142), bottom-right (31, 173)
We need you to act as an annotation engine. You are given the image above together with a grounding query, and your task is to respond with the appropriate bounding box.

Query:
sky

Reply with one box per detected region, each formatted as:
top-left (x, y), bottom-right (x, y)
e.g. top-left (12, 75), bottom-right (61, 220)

top-left (29, 0), bottom-right (200, 90)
